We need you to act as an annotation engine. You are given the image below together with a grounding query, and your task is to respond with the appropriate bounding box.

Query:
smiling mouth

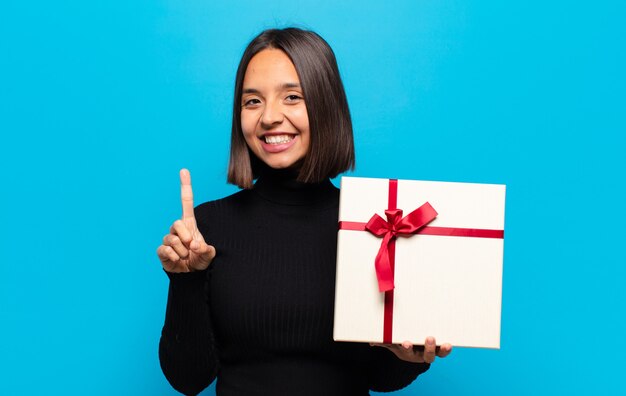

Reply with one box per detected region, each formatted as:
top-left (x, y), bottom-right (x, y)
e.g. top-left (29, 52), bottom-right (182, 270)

top-left (262, 134), bottom-right (295, 144)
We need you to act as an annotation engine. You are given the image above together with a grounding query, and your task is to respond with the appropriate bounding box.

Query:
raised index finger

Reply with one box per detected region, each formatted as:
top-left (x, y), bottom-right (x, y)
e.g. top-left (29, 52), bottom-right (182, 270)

top-left (180, 168), bottom-right (195, 221)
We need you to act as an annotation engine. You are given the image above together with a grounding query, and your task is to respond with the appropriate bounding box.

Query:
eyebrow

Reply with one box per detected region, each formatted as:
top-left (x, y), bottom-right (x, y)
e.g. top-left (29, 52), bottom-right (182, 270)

top-left (242, 82), bottom-right (301, 94)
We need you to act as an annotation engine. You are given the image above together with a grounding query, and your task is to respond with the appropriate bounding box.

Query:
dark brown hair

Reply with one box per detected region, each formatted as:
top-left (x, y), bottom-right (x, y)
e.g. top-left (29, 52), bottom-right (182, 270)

top-left (227, 27), bottom-right (355, 189)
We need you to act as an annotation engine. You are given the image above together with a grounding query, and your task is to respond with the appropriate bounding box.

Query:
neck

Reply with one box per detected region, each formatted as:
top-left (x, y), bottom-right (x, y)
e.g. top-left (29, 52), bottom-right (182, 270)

top-left (253, 163), bottom-right (336, 206)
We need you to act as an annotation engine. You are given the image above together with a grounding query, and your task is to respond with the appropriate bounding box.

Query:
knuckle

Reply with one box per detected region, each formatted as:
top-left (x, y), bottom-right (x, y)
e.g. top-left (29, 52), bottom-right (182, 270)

top-left (180, 232), bottom-right (192, 244)
top-left (169, 235), bottom-right (180, 246)
top-left (172, 219), bottom-right (184, 231)
top-left (165, 246), bottom-right (178, 259)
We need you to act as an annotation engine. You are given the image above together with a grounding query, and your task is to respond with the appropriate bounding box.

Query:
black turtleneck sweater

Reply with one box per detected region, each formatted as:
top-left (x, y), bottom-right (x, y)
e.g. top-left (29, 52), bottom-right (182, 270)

top-left (159, 168), bottom-right (430, 395)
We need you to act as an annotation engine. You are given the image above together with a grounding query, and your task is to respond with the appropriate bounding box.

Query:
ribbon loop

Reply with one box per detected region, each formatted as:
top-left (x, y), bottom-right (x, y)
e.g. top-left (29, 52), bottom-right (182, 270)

top-left (365, 214), bottom-right (391, 237)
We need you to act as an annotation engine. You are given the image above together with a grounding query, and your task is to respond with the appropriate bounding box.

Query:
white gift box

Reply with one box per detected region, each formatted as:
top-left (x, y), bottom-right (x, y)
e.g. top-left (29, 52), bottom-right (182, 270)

top-left (333, 176), bottom-right (506, 349)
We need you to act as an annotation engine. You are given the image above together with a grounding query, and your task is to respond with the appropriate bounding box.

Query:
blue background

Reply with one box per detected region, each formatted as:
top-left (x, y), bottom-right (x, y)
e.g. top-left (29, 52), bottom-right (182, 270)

top-left (1, 1), bottom-right (625, 395)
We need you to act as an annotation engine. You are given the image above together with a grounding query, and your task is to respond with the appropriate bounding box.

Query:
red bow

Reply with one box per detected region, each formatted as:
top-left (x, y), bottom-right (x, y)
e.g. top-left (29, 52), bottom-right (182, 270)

top-left (365, 203), bottom-right (438, 292)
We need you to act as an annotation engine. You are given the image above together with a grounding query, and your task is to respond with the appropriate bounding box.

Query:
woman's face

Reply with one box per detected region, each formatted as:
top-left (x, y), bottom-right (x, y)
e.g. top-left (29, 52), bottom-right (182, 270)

top-left (240, 49), bottom-right (310, 170)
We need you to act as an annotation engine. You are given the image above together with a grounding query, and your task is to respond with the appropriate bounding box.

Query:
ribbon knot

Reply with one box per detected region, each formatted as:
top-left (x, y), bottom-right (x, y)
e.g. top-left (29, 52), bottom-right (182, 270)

top-left (365, 203), bottom-right (438, 292)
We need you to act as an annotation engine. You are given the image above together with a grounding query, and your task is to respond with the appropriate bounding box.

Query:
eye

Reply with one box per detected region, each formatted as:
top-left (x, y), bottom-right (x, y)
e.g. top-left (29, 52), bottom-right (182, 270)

top-left (242, 98), bottom-right (261, 108)
top-left (285, 94), bottom-right (303, 103)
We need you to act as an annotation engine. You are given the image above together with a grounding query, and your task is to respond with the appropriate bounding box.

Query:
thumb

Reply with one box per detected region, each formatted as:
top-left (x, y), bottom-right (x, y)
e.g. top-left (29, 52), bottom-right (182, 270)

top-left (190, 240), bottom-right (216, 264)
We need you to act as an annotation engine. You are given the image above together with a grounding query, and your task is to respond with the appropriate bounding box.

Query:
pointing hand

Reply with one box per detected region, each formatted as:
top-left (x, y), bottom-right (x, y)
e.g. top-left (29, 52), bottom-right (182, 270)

top-left (156, 169), bottom-right (216, 273)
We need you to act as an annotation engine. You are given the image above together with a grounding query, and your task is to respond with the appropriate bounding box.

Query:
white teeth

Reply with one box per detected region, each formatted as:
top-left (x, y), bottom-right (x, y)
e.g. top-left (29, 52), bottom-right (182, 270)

top-left (264, 135), bottom-right (293, 144)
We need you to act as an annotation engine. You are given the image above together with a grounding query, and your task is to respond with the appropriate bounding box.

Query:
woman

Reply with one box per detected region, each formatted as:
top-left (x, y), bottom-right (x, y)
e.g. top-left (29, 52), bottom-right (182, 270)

top-left (157, 27), bottom-right (452, 396)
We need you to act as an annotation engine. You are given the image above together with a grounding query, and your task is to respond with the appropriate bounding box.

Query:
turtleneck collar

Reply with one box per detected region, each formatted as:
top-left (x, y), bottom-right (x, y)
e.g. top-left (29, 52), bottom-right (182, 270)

top-left (252, 163), bottom-right (337, 206)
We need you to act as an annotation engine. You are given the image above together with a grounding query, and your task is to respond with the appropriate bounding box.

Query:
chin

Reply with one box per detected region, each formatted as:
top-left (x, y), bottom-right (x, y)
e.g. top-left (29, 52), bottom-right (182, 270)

top-left (267, 162), bottom-right (297, 170)
top-left (264, 156), bottom-right (304, 170)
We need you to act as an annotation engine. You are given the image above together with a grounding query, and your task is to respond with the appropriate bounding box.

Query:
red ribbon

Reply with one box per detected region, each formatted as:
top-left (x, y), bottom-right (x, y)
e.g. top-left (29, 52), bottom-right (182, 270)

top-left (338, 178), bottom-right (504, 343)
top-left (365, 204), bottom-right (438, 292)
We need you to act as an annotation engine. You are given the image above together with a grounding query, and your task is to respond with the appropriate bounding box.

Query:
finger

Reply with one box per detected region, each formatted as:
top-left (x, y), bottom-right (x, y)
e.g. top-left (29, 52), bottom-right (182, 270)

top-left (423, 337), bottom-right (437, 363)
top-left (157, 245), bottom-right (180, 264)
top-left (170, 220), bottom-right (193, 246)
top-left (163, 234), bottom-right (189, 259)
top-left (157, 245), bottom-right (193, 273)
top-left (437, 343), bottom-right (453, 358)
top-left (180, 169), bottom-right (195, 222)
top-left (370, 343), bottom-right (394, 350)
top-left (160, 246), bottom-right (191, 273)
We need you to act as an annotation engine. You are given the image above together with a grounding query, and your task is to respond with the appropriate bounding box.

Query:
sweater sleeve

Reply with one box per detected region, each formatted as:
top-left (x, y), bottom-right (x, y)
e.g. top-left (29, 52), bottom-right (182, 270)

top-left (159, 269), bottom-right (218, 396)
top-left (367, 346), bottom-right (430, 392)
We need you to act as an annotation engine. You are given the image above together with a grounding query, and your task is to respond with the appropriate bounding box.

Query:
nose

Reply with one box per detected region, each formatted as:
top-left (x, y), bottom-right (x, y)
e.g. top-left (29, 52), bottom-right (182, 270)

top-left (260, 99), bottom-right (284, 128)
